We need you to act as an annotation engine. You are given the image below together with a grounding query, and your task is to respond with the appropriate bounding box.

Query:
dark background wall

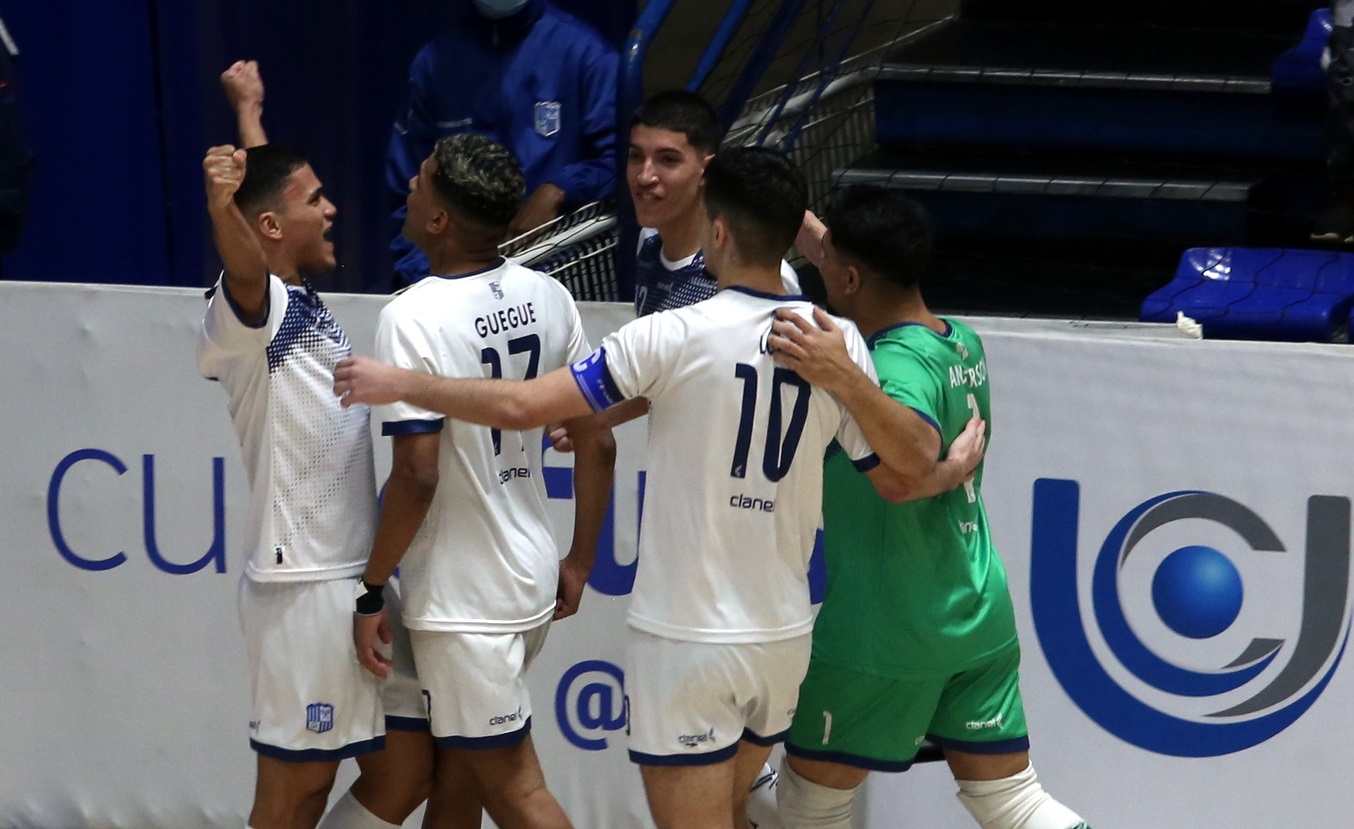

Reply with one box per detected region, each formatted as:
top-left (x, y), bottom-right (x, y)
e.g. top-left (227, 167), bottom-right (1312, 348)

top-left (0, 0), bottom-right (635, 293)
top-left (0, 0), bottom-right (935, 293)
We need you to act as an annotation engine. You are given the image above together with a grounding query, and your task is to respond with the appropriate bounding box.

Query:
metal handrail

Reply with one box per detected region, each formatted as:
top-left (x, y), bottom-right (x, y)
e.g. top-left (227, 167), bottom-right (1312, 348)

top-left (777, 0), bottom-right (879, 150)
top-left (687, 0), bottom-right (760, 93)
top-left (716, 0), bottom-right (809, 129)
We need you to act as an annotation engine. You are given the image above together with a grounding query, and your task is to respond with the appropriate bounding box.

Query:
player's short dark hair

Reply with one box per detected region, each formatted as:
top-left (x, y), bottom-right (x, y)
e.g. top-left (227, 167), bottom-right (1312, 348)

top-left (430, 133), bottom-right (526, 228)
top-left (702, 146), bottom-right (806, 267)
top-left (234, 144), bottom-right (309, 217)
top-left (632, 90), bottom-right (723, 155)
top-left (823, 184), bottom-right (933, 290)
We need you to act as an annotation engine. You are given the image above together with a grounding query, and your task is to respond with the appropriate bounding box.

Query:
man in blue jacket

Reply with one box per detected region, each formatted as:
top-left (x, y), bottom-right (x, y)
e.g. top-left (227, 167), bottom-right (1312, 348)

top-left (385, 0), bottom-right (618, 288)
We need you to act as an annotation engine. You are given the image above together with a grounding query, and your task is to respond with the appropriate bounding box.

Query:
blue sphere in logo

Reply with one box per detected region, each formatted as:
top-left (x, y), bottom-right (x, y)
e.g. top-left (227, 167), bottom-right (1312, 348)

top-left (1151, 545), bottom-right (1244, 639)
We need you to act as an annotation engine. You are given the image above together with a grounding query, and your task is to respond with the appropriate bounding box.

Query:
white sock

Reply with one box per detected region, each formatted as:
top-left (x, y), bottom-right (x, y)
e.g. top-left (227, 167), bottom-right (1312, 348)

top-left (776, 759), bottom-right (858, 829)
top-left (956, 764), bottom-right (1089, 829)
top-left (317, 791), bottom-right (401, 829)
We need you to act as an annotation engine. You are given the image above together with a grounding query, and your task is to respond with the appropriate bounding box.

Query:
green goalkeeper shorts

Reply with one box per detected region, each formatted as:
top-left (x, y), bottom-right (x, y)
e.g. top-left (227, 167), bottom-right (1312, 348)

top-left (785, 643), bottom-right (1030, 771)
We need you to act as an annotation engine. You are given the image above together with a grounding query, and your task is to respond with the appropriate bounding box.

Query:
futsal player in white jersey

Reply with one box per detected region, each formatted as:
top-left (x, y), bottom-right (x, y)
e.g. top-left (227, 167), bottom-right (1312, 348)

top-left (350, 133), bottom-right (615, 829)
top-left (198, 142), bottom-right (432, 829)
top-left (333, 147), bottom-right (950, 829)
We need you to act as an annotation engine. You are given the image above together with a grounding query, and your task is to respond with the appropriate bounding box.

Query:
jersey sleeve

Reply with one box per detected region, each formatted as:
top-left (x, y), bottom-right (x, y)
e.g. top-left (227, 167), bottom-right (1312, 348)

top-left (871, 338), bottom-right (944, 437)
top-left (373, 300), bottom-right (446, 436)
top-left (833, 320), bottom-right (883, 470)
top-left (569, 311), bottom-right (679, 412)
top-left (551, 277), bottom-right (592, 363)
top-left (196, 273), bottom-right (288, 378)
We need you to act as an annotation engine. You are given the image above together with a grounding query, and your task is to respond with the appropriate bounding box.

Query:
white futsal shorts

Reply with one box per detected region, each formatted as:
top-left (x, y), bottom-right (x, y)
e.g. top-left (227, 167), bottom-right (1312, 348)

top-left (409, 620), bottom-right (550, 749)
top-left (239, 576), bottom-right (385, 760)
top-left (625, 629), bottom-right (812, 765)
top-left (379, 581), bottom-right (429, 729)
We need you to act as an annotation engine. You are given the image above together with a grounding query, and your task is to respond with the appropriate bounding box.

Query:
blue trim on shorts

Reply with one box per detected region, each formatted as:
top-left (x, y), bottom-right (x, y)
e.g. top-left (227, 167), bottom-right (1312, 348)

top-left (250, 734), bottom-right (385, 762)
top-left (741, 727), bottom-right (788, 747)
top-left (629, 741), bottom-right (740, 767)
top-left (382, 418), bottom-right (445, 436)
top-left (434, 716), bottom-right (532, 751)
top-left (785, 742), bottom-right (919, 773)
top-left (386, 716), bottom-right (430, 732)
top-left (927, 733), bottom-right (1030, 755)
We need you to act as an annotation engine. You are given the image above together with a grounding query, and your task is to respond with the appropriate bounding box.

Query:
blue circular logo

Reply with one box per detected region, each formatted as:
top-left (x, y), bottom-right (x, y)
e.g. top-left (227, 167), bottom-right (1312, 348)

top-left (1151, 545), bottom-right (1244, 639)
top-left (1031, 481), bottom-right (1351, 757)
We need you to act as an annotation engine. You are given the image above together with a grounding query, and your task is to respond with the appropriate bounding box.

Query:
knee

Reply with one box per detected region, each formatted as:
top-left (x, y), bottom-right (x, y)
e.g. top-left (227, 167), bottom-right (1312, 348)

top-left (776, 760), bottom-right (858, 829)
top-left (251, 781), bottom-right (333, 829)
top-left (955, 764), bottom-right (1088, 829)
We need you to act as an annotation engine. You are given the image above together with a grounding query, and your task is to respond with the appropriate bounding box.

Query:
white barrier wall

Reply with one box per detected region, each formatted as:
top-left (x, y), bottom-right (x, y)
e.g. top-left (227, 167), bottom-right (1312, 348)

top-left (3, 283), bottom-right (1352, 829)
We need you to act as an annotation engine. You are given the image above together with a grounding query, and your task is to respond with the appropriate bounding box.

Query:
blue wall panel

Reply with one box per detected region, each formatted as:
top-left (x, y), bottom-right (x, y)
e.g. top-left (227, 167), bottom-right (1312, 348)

top-left (2, 0), bottom-right (172, 284)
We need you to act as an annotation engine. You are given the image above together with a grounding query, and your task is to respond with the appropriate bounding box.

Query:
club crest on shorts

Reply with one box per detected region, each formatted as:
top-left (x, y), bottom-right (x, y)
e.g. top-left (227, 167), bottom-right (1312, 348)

top-left (306, 702), bottom-right (335, 734)
top-left (534, 101), bottom-right (561, 137)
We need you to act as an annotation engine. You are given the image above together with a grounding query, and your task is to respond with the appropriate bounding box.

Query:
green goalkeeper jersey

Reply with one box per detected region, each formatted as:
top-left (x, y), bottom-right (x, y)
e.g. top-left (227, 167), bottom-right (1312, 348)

top-left (812, 318), bottom-right (1017, 678)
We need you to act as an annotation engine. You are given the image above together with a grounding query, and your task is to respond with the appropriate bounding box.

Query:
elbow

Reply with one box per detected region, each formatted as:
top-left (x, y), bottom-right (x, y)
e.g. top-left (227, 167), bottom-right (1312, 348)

top-left (873, 479), bottom-right (913, 504)
top-left (390, 456), bottom-right (439, 492)
top-left (583, 426), bottom-right (618, 465)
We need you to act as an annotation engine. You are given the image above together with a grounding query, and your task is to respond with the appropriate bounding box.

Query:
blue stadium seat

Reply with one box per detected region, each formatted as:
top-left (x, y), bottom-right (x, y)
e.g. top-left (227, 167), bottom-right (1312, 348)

top-left (1141, 247), bottom-right (1354, 341)
top-left (1272, 8), bottom-right (1333, 99)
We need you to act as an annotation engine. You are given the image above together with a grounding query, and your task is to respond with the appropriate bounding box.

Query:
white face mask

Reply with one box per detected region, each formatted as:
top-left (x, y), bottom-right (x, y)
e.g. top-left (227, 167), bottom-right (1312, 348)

top-left (473, 0), bottom-right (528, 19)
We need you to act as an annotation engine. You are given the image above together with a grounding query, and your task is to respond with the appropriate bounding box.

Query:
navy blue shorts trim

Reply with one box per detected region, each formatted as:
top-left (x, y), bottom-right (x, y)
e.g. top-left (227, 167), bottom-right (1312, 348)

top-left (786, 742), bottom-right (919, 773)
top-left (434, 716), bottom-right (532, 751)
top-left (629, 740), bottom-right (740, 767)
top-left (386, 716), bottom-right (430, 732)
top-left (741, 727), bottom-right (788, 747)
top-left (250, 734), bottom-right (385, 762)
top-left (927, 734), bottom-right (1030, 755)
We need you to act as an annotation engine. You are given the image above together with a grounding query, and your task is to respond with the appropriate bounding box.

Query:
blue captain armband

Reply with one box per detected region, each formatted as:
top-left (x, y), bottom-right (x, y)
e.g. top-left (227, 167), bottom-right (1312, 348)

top-left (570, 347), bottom-right (626, 412)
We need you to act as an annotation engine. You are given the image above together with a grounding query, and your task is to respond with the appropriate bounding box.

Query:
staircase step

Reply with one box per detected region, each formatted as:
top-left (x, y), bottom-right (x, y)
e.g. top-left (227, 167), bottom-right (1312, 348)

top-left (836, 150), bottom-right (1304, 249)
top-left (838, 151), bottom-right (1259, 201)
top-left (884, 20), bottom-right (1289, 92)
top-left (959, 0), bottom-right (1323, 29)
top-left (875, 20), bottom-right (1325, 160)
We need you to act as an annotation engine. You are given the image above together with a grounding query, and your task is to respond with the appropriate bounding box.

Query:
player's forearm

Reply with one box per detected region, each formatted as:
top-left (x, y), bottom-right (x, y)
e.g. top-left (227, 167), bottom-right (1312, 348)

top-left (835, 372), bottom-right (939, 480)
top-left (562, 415), bottom-right (616, 572)
top-left (235, 102), bottom-right (268, 148)
top-left (870, 456), bottom-right (968, 504)
top-left (405, 367), bottom-right (594, 431)
top-left (602, 396), bottom-right (649, 429)
top-left (400, 375), bottom-right (539, 430)
top-left (362, 471), bottom-right (436, 585)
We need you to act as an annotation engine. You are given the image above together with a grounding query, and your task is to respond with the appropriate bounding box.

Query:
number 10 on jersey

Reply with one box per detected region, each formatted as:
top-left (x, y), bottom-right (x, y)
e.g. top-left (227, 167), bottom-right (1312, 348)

top-left (730, 363), bottom-right (810, 483)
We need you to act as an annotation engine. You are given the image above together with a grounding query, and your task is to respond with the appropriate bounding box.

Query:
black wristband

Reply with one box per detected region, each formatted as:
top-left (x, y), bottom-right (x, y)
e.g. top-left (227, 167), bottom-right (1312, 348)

top-left (354, 580), bottom-right (385, 616)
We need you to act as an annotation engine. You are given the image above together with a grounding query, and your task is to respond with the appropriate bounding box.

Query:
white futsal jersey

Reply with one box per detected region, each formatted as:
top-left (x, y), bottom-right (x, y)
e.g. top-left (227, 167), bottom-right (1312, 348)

top-left (571, 286), bottom-right (880, 644)
top-left (376, 260), bottom-right (590, 632)
top-left (197, 275), bottom-right (377, 583)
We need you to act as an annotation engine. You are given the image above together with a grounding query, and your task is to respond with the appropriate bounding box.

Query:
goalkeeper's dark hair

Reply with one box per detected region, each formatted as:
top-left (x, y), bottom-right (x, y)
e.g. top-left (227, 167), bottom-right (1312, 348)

top-left (633, 90), bottom-right (723, 155)
top-left (234, 144), bottom-right (309, 218)
top-left (702, 146), bottom-right (806, 267)
top-left (823, 184), bottom-right (933, 290)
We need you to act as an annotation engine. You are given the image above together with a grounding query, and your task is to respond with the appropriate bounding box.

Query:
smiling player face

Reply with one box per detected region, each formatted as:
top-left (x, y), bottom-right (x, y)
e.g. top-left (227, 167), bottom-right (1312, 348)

top-left (627, 125), bottom-right (710, 232)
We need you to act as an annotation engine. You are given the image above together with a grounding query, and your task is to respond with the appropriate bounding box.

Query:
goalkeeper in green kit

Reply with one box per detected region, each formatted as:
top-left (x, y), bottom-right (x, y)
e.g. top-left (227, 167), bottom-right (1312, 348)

top-left (766, 185), bottom-right (1091, 829)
